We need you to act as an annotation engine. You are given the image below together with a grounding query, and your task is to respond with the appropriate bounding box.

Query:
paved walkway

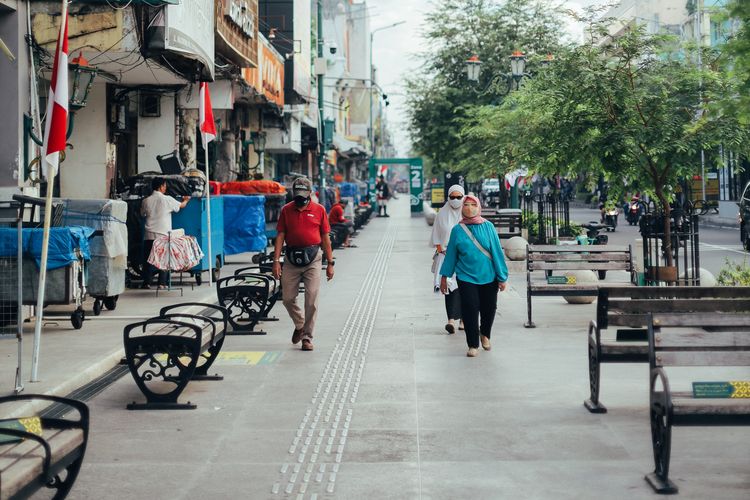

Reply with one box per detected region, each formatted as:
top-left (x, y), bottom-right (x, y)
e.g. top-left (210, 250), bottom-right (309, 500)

top-left (3, 197), bottom-right (749, 499)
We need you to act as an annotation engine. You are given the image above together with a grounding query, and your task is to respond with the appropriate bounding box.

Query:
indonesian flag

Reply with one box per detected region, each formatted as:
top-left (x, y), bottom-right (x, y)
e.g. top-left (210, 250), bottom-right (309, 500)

top-left (199, 82), bottom-right (216, 146)
top-left (41, 6), bottom-right (69, 178)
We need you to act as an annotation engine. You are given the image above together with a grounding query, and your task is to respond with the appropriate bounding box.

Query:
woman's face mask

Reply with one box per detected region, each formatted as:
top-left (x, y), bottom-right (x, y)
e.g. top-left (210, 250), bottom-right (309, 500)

top-left (294, 195), bottom-right (310, 208)
top-left (462, 201), bottom-right (479, 219)
top-left (448, 192), bottom-right (463, 209)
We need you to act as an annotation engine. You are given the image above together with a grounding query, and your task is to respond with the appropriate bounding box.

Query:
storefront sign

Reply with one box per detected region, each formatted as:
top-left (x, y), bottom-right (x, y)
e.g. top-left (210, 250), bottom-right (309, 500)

top-left (216, 0), bottom-right (257, 67)
top-left (242, 34), bottom-right (284, 107)
top-left (225, 0), bottom-right (254, 37)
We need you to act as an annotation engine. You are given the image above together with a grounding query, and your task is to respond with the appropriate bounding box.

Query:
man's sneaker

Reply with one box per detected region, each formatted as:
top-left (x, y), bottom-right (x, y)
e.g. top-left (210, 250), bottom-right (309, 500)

top-left (481, 335), bottom-right (491, 351)
top-left (301, 339), bottom-right (314, 351)
top-left (466, 348), bottom-right (478, 357)
top-left (292, 328), bottom-right (303, 345)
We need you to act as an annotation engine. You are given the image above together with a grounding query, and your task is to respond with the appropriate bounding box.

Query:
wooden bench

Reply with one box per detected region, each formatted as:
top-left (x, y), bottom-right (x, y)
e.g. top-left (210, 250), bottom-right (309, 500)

top-left (585, 286), bottom-right (750, 413)
top-left (525, 245), bottom-right (635, 328)
top-left (483, 209), bottom-right (522, 240)
top-left (0, 394), bottom-right (88, 499)
top-left (645, 311), bottom-right (750, 494)
top-left (123, 303), bottom-right (228, 409)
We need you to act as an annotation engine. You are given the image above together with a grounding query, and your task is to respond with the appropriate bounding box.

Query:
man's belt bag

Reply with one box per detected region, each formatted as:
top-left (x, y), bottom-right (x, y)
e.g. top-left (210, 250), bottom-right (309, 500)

top-left (286, 245), bottom-right (320, 267)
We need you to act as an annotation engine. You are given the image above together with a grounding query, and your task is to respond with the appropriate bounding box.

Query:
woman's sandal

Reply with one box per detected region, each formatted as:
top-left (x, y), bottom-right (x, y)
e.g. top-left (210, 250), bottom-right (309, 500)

top-left (445, 323), bottom-right (455, 334)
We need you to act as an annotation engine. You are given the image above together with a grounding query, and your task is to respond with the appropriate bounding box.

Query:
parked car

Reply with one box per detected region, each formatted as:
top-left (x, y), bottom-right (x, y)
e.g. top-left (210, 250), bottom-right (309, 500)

top-left (740, 181), bottom-right (750, 251)
top-left (481, 178), bottom-right (501, 208)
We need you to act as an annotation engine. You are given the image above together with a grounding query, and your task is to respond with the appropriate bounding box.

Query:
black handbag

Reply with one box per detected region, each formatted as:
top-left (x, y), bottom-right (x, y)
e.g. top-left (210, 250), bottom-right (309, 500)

top-left (286, 245), bottom-right (320, 267)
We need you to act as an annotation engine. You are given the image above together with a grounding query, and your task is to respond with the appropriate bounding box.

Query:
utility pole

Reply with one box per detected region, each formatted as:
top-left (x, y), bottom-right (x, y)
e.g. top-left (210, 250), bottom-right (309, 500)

top-left (695, 0), bottom-right (706, 201)
top-left (317, 0), bottom-right (326, 206)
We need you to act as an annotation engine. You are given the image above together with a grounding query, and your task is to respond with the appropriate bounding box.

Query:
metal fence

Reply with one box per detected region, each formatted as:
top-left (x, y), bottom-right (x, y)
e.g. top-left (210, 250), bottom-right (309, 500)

top-left (639, 202), bottom-right (701, 286)
top-left (0, 200), bottom-right (24, 393)
top-left (522, 192), bottom-right (573, 245)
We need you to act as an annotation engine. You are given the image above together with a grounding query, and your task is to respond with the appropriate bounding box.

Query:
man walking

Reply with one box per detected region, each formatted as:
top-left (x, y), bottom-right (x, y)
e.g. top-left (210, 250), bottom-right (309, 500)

top-left (140, 177), bottom-right (190, 289)
top-left (375, 175), bottom-right (390, 217)
top-left (272, 177), bottom-right (335, 351)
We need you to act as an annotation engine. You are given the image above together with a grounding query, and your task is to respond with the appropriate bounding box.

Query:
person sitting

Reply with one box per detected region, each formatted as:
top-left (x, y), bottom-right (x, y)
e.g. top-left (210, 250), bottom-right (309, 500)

top-left (329, 198), bottom-right (356, 248)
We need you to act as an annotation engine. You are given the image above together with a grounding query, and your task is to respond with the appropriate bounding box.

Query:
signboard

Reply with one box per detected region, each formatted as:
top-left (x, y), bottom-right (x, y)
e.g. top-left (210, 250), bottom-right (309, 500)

top-left (409, 162), bottom-right (424, 214)
top-left (242, 34), bottom-right (284, 107)
top-left (165, 0), bottom-right (215, 79)
top-left (368, 158), bottom-right (424, 216)
top-left (431, 183), bottom-right (445, 208)
top-left (292, 0), bottom-right (312, 98)
top-left (693, 381), bottom-right (750, 398)
top-left (216, 0), bottom-right (258, 67)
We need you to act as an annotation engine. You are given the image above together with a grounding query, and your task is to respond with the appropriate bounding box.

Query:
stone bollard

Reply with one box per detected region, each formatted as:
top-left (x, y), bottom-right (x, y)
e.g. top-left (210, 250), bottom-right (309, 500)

top-left (423, 202), bottom-right (437, 226)
top-left (681, 268), bottom-right (717, 287)
top-left (563, 270), bottom-right (598, 304)
top-left (502, 236), bottom-right (528, 261)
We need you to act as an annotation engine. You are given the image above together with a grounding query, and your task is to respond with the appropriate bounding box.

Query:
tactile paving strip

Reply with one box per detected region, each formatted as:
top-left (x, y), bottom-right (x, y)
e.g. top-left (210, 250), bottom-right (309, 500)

top-left (272, 228), bottom-right (396, 498)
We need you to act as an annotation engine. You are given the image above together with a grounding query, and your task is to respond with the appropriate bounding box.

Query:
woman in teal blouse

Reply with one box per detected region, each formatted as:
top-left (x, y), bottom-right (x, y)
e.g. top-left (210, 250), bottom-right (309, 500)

top-left (440, 195), bottom-right (508, 357)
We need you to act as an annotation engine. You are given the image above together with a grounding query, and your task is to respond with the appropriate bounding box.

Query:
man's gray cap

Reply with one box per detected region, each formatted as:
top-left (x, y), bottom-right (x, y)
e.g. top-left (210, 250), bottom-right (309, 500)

top-left (292, 177), bottom-right (313, 195)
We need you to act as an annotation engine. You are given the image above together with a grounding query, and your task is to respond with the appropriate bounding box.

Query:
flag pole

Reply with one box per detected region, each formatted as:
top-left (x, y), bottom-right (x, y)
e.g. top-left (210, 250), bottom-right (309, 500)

top-left (31, 0), bottom-right (68, 382)
top-left (204, 139), bottom-right (213, 287)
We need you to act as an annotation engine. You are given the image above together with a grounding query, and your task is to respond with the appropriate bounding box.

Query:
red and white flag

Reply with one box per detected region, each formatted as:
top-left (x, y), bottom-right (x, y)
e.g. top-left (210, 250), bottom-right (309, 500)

top-left (199, 82), bottom-right (216, 146)
top-left (41, 7), bottom-right (69, 178)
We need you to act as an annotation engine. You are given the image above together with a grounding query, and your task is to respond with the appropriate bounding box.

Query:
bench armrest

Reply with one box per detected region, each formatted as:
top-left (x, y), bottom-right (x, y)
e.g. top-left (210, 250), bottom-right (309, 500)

top-left (649, 367), bottom-right (674, 417)
top-left (588, 320), bottom-right (600, 347)
top-left (159, 303), bottom-right (229, 331)
top-left (0, 394), bottom-right (89, 431)
top-left (125, 318), bottom-right (203, 343)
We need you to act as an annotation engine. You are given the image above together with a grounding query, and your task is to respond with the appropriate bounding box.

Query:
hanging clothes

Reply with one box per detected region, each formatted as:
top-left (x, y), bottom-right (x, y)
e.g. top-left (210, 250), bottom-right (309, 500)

top-left (147, 233), bottom-right (204, 271)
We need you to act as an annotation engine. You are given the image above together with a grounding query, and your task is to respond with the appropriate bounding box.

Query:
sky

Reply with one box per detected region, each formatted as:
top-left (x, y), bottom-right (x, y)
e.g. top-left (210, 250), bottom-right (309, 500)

top-left (368, 0), bottom-right (610, 156)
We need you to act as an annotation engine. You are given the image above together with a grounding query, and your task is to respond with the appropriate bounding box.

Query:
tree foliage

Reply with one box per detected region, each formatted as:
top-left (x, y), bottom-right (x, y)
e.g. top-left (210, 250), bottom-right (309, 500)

top-left (459, 12), bottom-right (750, 263)
top-left (406, 0), bottom-right (564, 172)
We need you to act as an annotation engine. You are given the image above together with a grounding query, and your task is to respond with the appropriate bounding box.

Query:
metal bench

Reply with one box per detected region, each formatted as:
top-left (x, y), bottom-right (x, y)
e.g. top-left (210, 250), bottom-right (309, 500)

top-left (0, 394), bottom-right (89, 500)
top-left (645, 311), bottom-right (750, 494)
top-left (525, 245), bottom-right (635, 328)
top-left (123, 303), bottom-right (228, 409)
top-left (586, 286), bottom-right (750, 413)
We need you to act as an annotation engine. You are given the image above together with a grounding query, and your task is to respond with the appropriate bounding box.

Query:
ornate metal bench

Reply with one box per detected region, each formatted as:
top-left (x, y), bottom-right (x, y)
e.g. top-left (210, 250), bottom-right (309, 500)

top-left (123, 303), bottom-right (228, 409)
top-left (586, 286), bottom-right (750, 413)
top-left (216, 269), bottom-right (283, 335)
top-left (525, 245), bottom-right (635, 328)
top-left (0, 394), bottom-right (89, 500)
top-left (645, 311), bottom-right (750, 494)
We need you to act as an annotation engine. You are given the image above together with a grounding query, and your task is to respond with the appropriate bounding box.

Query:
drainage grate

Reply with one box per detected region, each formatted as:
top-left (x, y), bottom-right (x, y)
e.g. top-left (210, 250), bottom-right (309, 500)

top-left (39, 364), bottom-right (130, 419)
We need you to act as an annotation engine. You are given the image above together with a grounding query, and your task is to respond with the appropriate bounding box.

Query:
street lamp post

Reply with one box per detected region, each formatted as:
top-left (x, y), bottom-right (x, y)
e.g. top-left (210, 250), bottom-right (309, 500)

top-left (369, 21), bottom-right (405, 157)
top-left (465, 50), bottom-right (531, 209)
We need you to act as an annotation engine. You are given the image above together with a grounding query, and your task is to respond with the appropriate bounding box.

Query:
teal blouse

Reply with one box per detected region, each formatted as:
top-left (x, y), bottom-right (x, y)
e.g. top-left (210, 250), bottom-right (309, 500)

top-left (440, 221), bottom-right (509, 285)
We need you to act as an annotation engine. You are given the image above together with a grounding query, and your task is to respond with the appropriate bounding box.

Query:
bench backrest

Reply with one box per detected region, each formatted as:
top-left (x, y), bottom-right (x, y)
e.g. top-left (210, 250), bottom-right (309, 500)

top-left (484, 213), bottom-right (523, 239)
top-left (648, 312), bottom-right (750, 369)
top-left (527, 245), bottom-right (633, 272)
top-left (598, 287), bottom-right (750, 329)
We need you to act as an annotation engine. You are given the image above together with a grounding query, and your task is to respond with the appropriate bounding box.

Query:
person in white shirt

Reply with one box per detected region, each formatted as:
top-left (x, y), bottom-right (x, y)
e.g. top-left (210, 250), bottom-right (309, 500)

top-left (140, 177), bottom-right (190, 289)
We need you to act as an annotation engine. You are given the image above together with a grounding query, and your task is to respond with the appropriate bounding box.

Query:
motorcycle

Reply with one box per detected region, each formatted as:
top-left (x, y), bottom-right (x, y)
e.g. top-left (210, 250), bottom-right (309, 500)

top-left (603, 207), bottom-right (618, 232)
top-left (626, 200), bottom-right (643, 226)
top-left (579, 221), bottom-right (609, 279)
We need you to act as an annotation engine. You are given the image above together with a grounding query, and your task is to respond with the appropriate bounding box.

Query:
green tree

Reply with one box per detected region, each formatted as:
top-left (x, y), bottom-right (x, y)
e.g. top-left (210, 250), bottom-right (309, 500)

top-left (406, 0), bottom-right (564, 172)
top-left (464, 18), bottom-right (750, 265)
top-left (722, 0), bottom-right (750, 123)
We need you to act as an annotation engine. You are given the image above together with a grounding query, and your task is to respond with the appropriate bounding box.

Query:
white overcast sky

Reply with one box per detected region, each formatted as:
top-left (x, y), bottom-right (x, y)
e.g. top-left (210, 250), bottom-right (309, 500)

top-left (368, 0), bottom-right (609, 156)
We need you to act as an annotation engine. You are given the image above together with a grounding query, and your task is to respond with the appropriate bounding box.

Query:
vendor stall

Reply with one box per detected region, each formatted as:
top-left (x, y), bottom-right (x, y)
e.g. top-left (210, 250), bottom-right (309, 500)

top-left (222, 195), bottom-right (266, 255)
top-left (0, 226), bottom-right (94, 329)
top-left (60, 199), bottom-right (128, 315)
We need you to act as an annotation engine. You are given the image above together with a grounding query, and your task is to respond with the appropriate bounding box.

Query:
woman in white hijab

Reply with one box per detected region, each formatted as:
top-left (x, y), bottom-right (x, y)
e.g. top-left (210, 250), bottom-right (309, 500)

top-left (430, 184), bottom-right (465, 333)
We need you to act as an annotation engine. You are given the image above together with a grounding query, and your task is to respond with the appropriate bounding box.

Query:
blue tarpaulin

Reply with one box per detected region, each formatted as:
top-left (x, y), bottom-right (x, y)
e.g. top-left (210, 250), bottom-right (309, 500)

top-left (0, 226), bottom-right (94, 270)
top-left (222, 195), bottom-right (266, 254)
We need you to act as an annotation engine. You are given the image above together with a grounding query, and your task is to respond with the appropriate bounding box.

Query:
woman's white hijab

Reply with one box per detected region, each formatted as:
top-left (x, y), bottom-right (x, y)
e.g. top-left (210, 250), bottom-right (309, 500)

top-left (430, 184), bottom-right (465, 247)
top-left (430, 184), bottom-right (465, 292)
